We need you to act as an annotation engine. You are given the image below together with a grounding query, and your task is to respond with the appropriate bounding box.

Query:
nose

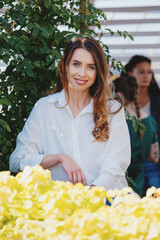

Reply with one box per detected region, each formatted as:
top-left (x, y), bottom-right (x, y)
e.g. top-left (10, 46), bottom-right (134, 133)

top-left (144, 72), bottom-right (151, 79)
top-left (78, 66), bottom-right (86, 77)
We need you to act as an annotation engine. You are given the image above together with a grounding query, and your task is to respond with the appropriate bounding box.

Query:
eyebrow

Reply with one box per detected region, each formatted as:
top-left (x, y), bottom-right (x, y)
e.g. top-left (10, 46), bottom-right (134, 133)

top-left (72, 60), bottom-right (96, 66)
top-left (138, 68), bottom-right (151, 71)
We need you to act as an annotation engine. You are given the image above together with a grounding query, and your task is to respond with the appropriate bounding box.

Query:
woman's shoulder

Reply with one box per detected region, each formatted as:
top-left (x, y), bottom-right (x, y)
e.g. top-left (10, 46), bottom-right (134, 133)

top-left (150, 94), bottom-right (160, 105)
top-left (140, 110), bottom-right (147, 119)
top-left (141, 115), bottom-right (158, 130)
top-left (141, 114), bottom-right (156, 123)
top-left (147, 115), bottom-right (158, 126)
top-left (36, 91), bottom-right (61, 106)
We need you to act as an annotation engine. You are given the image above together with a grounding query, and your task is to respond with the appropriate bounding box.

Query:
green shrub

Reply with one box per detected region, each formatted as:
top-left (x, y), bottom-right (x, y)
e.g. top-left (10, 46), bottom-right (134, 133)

top-left (0, 0), bottom-right (132, 170)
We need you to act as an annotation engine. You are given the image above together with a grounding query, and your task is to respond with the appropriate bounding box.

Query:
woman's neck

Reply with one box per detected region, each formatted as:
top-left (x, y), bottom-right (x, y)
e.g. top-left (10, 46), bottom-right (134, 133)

top-left (66, 89), bottom-right (91, 118)
top-left (125, 102), bottom-right (147, 120)
top-left (125, 102), bottom-right (137, 117)
top-left (137, 86), bottom-right (150, 108)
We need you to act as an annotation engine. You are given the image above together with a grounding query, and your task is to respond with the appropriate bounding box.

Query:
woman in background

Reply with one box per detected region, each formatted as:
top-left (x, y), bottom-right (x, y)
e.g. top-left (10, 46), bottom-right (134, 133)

top-left (121, 55), bottom-right (160, 193)
top-left (113, 76), bottom-right (159, 197)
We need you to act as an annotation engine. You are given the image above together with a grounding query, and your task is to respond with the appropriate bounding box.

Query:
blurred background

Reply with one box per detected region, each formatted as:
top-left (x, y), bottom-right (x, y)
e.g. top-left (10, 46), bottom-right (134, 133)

top-left (93, 0), bottom-right (160, 84)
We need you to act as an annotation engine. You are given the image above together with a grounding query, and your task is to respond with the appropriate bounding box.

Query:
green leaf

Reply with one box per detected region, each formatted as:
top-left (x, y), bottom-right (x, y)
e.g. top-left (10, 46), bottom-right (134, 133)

top-left (5, 140), bottom-right (12, 147)
top-left (0, 2), bottom-right (4, 8)
top-left (20, 45), bottom-right (26, 52)
top-left (125, 109), bottom-right (131, 120)
top-left (0, 99), bottom-right (11, 106)
top-left (50, 61), bottom-right (58, 71)
top-left (132, 117), bottom-right (138, 132)
top-left (0, 35), bottom-right (9, 43)
top-left (34, 23), bottom-right (40, 29)
top-left (0, 119), bottom-right (11, 132)
top-left (138, 122), bottom-right (147, 135)
top-left (128, 33), bottom-right (134, 41)
top-left (41, 47), bottom-right (49, 54)
top-left (117, 30), bottom-right (122, 36)
top-left (33, 13), bottom-right (39, 21)
top-left (26, 69), bottom-right (34, 77)
top-left (2, 55), bottom-right (9, 64)
top-left (16, 63), bottom-right (23, 73)
top-left (9, 38), bottom-right (15, 46)
top-left (54, 49), bottom-right (61, 59)
top-left (41, 28), bottom-right (49, 38)
top-left (123, 32), bottom-right (127, 39)
top-left (18, 15), bottom-right (26, 25)
top-left (46, 55), bottom-right (54, 64)
top-left (44, 0), bottom-right (51, 8)
top-left (33, 28), bottom-right (40, 37)
top-left (2, 146), bottom-right (9, 154)
top-left (27, 23), bottom-right (34, 30)
top-left (125, 170), bottom-right (135, 187)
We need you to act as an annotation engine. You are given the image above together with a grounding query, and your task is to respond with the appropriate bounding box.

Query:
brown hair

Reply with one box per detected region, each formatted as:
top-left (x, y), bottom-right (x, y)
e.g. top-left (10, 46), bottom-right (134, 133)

top-left (113, 76), bottom-right (141, 118)
top-left (120, 55), bottom-right (160, 97)
top-left (54, 36), bottom-right (117, 142)
top-left (113, 76), bottom-right (143, 138)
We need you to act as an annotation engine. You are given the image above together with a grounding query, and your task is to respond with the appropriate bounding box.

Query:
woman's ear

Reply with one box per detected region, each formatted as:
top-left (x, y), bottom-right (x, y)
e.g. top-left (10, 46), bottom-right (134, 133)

top-left (116, 91), bottom-right (123, 99)
top-left (116, 92), bottom-right (125, 104)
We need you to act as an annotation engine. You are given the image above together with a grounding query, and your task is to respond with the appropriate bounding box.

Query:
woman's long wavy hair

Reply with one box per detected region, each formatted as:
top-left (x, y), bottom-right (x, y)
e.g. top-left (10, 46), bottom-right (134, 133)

top-left (53, 36), bottom-right (115, 142)
top-left (120, 55), bottom-right (160, 96)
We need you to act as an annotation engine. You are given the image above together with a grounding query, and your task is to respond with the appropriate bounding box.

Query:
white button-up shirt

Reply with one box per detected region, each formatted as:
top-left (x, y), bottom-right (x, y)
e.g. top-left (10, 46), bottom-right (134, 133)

top-left (9, 90), bottom-right (131, 190)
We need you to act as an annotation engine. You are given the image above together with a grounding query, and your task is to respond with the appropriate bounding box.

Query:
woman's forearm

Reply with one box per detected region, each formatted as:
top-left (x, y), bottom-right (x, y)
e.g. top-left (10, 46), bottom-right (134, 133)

top-left (40, 154), bottom-right (86, 185)
top-left (40, 154), bottom-right (61, 169)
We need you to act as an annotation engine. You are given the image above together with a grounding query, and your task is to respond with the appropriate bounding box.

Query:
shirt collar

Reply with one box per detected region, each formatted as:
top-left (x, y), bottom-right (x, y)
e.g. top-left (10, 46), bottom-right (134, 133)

top-left (47, 90), bottom-right (67, 107)
top-left (47, 89), bottom-right (93, 113)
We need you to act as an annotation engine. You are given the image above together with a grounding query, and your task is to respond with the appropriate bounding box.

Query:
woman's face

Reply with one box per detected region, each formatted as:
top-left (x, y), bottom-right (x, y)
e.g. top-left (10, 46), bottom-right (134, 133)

top-left (66, 48), bottom-right (96, 95)
top-left (129, 61), bottom-right (152, 88)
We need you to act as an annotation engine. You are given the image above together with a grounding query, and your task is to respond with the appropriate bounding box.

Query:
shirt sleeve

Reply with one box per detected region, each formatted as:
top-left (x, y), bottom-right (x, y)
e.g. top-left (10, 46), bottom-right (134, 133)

top-left (91, 106), bottom-right (131, 190)
top-left (9, 100), bottom-right (45, 173)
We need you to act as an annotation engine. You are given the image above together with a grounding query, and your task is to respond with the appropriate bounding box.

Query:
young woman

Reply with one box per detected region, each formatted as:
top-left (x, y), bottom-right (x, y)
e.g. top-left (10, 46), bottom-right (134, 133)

top-left (113, 76), bottom-right (159, 197)
top-left (9, 36), bottom-right (131, 190)
top-left (121, 55), bottom-right (160, 191)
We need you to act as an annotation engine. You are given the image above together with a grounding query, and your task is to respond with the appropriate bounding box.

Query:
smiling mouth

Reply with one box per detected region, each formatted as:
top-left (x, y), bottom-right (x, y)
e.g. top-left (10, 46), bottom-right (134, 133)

top-left (75, 78), bottom-right (88, 85)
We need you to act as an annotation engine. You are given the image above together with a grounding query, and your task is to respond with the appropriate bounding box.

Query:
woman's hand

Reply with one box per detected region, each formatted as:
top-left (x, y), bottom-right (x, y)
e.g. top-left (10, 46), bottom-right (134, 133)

top-left (147, 142), bottom-right (159, 163)
top-left (59, 154), bottom-right (86, 185)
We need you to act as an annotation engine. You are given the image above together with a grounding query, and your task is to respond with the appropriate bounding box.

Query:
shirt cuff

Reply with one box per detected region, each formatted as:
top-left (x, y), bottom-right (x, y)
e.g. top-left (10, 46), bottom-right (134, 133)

top-left (19, 154), bottom-right (45, 171)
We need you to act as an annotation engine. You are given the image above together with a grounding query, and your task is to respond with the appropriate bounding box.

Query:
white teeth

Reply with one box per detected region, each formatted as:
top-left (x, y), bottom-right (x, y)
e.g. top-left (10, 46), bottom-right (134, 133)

top-left (75, 78), bottom-right (87, 84)
top-left (77, 80), bottom-right (85, 83)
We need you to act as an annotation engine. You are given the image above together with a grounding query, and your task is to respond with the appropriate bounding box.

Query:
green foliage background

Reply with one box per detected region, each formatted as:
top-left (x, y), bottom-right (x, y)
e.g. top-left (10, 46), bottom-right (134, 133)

top-left (0, 0), bottom-right (133, 171)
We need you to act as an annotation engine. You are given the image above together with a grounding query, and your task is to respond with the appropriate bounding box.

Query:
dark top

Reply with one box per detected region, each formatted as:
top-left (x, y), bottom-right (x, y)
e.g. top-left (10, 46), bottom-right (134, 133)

top-left (142, 95), bottom-right (160, 185)
top-left (127, 116), bottom-right (158, 197)
top-left (151, 95), bottom-right (160, 144)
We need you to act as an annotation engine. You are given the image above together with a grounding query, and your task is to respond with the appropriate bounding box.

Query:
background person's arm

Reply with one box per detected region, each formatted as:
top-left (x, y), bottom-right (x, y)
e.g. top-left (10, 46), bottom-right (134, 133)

top-left (147, 142), bottom-right (159, 163)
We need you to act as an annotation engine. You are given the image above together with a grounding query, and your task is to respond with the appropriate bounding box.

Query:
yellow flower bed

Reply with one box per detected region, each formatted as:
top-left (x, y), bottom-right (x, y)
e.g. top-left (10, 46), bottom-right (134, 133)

top-left (0, 165), bottom-right (160, 239)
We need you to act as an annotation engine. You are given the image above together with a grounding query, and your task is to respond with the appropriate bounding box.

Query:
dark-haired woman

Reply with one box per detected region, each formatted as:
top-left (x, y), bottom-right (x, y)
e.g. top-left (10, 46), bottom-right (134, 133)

top-left (113, 76), bottom-right (159, 197)
top-left (9, 36), bottom-right (130, 190)
top-left (121, 55), bottom-right (160, 192)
